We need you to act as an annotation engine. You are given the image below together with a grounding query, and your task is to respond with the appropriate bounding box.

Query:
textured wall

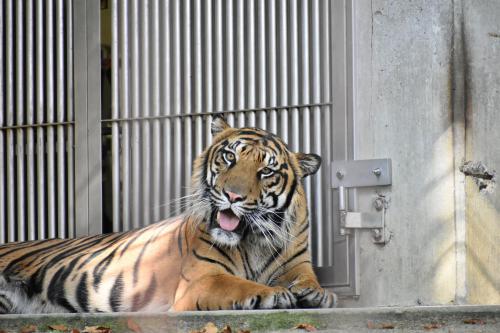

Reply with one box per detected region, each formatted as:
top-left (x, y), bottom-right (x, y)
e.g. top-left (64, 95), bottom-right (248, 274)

top-left (343, 0), bottom-right (499, 307)
top-left (344, 0), bottom-right (457, 307)
top-left (463, 0), bottom-right (500, 304)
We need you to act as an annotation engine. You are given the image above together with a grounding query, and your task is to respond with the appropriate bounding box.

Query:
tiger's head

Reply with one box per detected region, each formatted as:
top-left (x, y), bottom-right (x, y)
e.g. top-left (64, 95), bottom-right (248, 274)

top-left (190, 116), bottom-right (321, 249)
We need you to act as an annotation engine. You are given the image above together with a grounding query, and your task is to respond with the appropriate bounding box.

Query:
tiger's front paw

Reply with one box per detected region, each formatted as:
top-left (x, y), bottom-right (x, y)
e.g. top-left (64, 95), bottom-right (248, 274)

top-left (233, 286), bottom-right (297, 310)
top-left (289, 280), bottom-right (337, 308)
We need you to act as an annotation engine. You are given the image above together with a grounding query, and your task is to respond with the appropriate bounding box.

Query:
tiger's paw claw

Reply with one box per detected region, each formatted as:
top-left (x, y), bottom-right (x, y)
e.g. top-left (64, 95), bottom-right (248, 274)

top-left (289, 281), bottom-right (337, 308)
top-left (233, 287), bottom-right (296, 310)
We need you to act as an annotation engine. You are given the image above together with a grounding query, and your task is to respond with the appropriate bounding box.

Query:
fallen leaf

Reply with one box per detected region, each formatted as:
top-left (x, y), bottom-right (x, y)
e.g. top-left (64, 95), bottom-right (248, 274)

top-left (48, 325), bottom-right (69, 332)
top-left (220, 325), bottom-right (232, 333)
top-left (463, 318), bottom-right (485, 325)
top-left (237, 331), bottom-right (251, 333)
top-left (126, 319), bottom-right (142, 333)
top-left (20, 325), bottom-right (37, 333)
top-left (423, 323), bottom-right (443, 330)
top-left (82, 326), bottom-right (112, 333)
top-left (204, 323), bottom-right (218, 333)
top-left (294, 323), bottom-right (317, 331)
top-left (381, 323), bottom-right (395, 329)
top-left (1, 329), bottom-right (8, 333)
top-left (71, 329), bottom-right (80, 333)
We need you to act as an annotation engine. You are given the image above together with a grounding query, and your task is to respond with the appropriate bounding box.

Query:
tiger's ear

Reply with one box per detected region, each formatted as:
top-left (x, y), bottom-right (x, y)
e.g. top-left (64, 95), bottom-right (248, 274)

top-left (211, 115), bottom-right (231, 136)
top-left (295, 153), bottom-right (322, 178)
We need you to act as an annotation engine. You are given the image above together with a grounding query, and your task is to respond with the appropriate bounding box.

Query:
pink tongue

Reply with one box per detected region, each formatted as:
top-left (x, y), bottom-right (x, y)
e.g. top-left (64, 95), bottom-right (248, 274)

top-left (218, 210), bottom-right (240, 231)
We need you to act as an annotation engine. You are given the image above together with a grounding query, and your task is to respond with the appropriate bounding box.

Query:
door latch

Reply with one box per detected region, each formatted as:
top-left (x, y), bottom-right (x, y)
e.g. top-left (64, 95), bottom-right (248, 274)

top-left (332, 159), bottom-right (392, 244)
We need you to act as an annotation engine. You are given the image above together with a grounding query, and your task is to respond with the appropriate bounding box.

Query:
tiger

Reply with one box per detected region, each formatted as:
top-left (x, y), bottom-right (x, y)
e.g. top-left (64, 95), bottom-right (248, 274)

top-left (0, 116), bottom-right (337, 313)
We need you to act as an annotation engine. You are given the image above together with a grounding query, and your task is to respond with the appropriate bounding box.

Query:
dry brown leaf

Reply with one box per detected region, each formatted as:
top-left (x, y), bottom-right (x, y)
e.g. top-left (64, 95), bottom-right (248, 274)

top-left (423, 323), bottom-right (443, 330)
top-left (220, 325), bottom-right (232, 333)
top-left (204, 322), bottom-right (218, 333)
top-left (48, 325), bottom-right (69, 332)
top-left (126, 319), bottom-right (142, 333)
top-left (237, 331), bottom-right (251, 333)
top-left (71, 329), bottom-right (80, 333)
top-left (463, 318), bottom-right (485, 325)
top-left (19, 325), bottom-right (37, 333)
top-left (294, 323), bottom-right (317, 332)
top-left (381, 323), bottom-right (395, 329)
top-left (0, 329), bottom-right (7, 333)
top-left (82, 326), bottom-right (112, 333)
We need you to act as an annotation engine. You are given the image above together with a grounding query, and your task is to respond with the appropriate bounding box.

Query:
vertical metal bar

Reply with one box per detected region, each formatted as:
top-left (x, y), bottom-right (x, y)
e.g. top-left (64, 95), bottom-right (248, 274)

top-left (16, 0), bottom-right (26, 242)
top-left (74, 0), bottom-right (89, 236)
top-left (257, 0), bottom-right (266, 129)
top-left (46, 0), bottom-right (57, 238)
top-left (299, 0), bottom-right (312, 250)
top-left (193, 0), bottom-right (203, 157)
top-left (246, 0), bottom-right (256, 127)
top-left (86, 0), bottom-right (103, 235)
top-left (214, 0), bottom-right (223, 115)
top-left (0, 0), bottom-right (5, 243)
top-left (111, 0), bottom-right (120, 230)
top-left (278, 0), bottom-right (288, 143)
top-left (321, 0), bottom-right (333, 266)
top-left (267, 0), bottom-right (278, 134)
top-left (56, 0), bottom-right (66, 238)
top-left (120, 0), bottom-right (131, 229)
top-left (131, 0), bottom-right (141, 227)
top-left (225, 0), bottom-right (234, 126)
top-left (161, 0), bottom-right (171, 218)
top-left (183, 0), bottom-right (192, 198)
top-left (172, 0), bottom-right (181, 213)
top-left (66, 0), bottom-right (75, 238)
top-left (203, 0), bottom-right (213, 145)
top-left (289, 0), bottom-right (300, 152)
top-left (26, 0), bottom-right (36, 241)
top-left (36, 0), bottom-right (46, 239)
top-left (6, 0), bottom-right (16, 242)
top-left (311, 0), bottom-right (323, 265)
top-left (141, 0), bottom-right (151, 225)
top-left (151, 0), bottom-right (161, 221)
top-left (236, 0), bottom-right (245, 128)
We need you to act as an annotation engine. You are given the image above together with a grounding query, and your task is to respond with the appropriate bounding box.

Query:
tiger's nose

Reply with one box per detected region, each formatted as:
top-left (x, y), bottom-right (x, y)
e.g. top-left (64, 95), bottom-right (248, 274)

top-left (224, 190), bottom-right (243, 202)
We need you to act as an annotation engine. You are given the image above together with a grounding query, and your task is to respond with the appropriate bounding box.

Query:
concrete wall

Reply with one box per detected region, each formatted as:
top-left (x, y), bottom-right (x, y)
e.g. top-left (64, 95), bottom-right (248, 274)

top-left (342, 0), bottom-right (499, 306)
top-left (463, 0), bottom-right (500, 304)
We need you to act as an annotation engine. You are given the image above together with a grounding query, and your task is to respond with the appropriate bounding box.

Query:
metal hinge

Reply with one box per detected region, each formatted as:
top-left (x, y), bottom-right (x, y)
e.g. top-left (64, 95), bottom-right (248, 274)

top-left (332, 159), bottom-right (392, 244)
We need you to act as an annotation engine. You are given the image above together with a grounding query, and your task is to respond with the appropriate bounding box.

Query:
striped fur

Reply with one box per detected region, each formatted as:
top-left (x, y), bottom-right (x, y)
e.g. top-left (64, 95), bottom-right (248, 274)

top-left (0, 116), bottom-right (336, 313)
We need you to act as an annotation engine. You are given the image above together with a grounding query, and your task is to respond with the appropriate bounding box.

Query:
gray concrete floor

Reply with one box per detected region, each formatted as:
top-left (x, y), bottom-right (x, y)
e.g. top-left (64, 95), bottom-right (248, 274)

top-left (0, 305), bottom-right (499, 333)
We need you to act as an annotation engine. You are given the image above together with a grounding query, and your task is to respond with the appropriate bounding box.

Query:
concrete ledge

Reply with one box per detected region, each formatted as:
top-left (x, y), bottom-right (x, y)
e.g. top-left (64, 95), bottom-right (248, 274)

top-left (0, 305), bottom-right (499, 332)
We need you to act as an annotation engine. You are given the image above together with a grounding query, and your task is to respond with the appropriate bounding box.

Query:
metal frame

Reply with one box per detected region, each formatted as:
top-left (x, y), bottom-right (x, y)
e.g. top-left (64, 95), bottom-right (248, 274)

top-left (74, 0), bottom-right (102, 236)
top-left (315, 0), bottom-right (358, 296)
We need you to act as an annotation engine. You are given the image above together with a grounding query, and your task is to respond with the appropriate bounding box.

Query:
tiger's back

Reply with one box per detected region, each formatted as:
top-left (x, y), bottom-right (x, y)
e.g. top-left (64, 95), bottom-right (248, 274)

top-left (0, 217), bottom-right (187, 313)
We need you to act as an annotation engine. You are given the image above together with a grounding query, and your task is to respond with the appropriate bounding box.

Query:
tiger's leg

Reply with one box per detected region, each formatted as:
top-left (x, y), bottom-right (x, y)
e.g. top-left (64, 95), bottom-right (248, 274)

top-left (278, 262), bottom-right (337, 308)
top-left (173, 274), bottom-right (296, 311)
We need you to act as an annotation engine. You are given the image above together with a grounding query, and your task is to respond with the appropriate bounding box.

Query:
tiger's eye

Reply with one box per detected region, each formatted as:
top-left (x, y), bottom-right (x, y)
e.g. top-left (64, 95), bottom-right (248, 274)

top-left (223, 151), bottom-right (235, 163)
top-left (260, 167), bottom-right (274, 177)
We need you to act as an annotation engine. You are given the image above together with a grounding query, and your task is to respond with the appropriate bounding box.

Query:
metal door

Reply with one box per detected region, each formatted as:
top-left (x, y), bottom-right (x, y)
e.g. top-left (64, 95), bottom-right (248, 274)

top-left (0, 0), bottom-right (76, 243)
top-left (0, 0), bottom-right (358, 296)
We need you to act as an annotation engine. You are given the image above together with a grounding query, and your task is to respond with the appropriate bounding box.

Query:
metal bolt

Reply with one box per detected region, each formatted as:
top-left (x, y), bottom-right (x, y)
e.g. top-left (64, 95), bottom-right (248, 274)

top-left (372, 168), bottom-right (382, 177)
top-left (336, 170), bottom-right (344, 179)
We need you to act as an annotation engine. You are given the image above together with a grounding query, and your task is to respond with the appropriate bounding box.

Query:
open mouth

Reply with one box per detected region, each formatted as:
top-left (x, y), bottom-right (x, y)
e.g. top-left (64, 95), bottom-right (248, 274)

top-left (217, 209), bottom-right (241, 232)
